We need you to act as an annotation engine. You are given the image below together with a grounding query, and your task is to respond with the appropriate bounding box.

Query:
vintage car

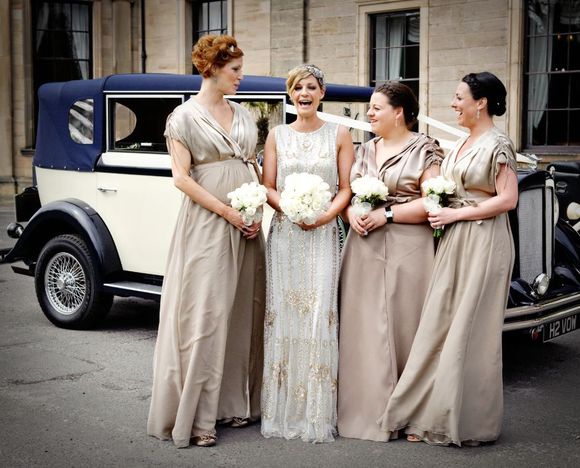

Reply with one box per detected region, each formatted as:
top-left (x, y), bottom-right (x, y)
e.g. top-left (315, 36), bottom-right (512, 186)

top-left (1, 73), bottom-right (579, 342)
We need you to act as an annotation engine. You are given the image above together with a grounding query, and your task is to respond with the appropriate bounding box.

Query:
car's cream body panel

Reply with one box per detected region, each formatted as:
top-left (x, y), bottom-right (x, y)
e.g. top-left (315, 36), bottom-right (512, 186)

top-left (36, 164), bottom-right (180, 275)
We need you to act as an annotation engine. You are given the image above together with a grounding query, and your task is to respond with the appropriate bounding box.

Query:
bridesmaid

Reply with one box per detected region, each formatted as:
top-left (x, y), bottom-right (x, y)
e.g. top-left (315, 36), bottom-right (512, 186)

top-left (147, 34), bottom-right (265, 448)
top-left (338, 81), bottom-right (443, 441)
top-left (382, 71), bottom-right (518, 446)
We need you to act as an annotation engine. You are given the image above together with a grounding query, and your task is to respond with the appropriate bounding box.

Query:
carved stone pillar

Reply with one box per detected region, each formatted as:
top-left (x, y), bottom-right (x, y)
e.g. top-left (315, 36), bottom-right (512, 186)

top-left (113, 0), bottom-right (133, 73)
top-left (0, 0), bottom-right (15, 198)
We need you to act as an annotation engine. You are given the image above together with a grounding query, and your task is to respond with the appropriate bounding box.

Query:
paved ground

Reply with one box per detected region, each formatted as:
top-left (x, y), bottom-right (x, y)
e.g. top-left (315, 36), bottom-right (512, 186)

top-left (0, 203), bottom-right (579, 467)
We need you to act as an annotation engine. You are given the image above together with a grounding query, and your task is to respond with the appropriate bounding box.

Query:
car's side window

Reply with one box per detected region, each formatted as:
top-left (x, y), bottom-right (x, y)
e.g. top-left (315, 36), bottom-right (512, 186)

top-left (69, 99), bottom-right (94, 144)
top-left (107, 96), bottom-right (183, 153)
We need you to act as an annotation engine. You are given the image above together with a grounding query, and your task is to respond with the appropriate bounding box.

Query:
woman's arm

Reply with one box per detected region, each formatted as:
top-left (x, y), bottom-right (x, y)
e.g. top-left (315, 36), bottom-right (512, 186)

top-left (360, 163), bottom-right (442, 233)
top-left (299, 125), bottom-right (355, 230)
top-left (168, 138), bottom-right (259, 238)
top-left (262, 130), bottom-right (282, 213)
top-left (428, 164), bottom-right (518, 228)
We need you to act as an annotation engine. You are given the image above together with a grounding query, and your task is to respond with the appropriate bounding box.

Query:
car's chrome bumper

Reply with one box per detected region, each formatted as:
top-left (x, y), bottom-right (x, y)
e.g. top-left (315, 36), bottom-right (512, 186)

top-left (504, 292), bottom-right (580, 332)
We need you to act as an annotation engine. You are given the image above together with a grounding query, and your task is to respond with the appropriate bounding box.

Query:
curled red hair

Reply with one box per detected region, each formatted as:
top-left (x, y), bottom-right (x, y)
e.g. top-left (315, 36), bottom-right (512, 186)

top-left (192, 34), bottom-right (244, 78)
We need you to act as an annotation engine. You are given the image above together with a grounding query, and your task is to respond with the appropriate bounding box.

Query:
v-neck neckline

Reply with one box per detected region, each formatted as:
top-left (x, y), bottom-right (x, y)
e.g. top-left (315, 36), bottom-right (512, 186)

top-left (372, 133), bottom-right (417, 172)
top-left (191, 97), bottom-right (237, 139)
top-left (453, 127), bottom-right (494, 165)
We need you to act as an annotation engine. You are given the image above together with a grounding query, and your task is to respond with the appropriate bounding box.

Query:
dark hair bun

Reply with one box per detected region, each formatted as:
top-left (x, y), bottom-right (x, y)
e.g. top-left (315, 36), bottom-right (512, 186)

top-left (462, 72), bottom-right (507, 117)
top-left (192, 34), bottom-right (243, 78)
top-left (374, 81), bottom-right (419, 127)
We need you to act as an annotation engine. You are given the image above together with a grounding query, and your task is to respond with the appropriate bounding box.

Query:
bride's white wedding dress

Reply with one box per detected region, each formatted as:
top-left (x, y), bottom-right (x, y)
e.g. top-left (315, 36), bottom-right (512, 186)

top-left (261, 122), bottom-right (340, 443)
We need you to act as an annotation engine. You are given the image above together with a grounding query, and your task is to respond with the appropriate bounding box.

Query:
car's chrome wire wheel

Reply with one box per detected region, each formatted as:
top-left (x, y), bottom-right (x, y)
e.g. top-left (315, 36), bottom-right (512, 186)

top-left (44, 252), bottom-right (87, 316)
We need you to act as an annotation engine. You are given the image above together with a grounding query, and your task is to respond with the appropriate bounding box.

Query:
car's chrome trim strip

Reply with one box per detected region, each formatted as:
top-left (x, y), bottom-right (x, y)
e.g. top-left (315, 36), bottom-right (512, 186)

top-left (503, 295), bottom-right (580, 332)
top-left (103, 281), bottom-right (162, 296)
top-left (505, 292), bottom-right (580, 319)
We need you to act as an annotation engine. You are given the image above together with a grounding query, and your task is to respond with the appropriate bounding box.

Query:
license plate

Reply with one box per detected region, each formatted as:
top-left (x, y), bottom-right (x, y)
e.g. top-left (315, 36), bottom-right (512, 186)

top-left (542, 314), bottom-right (579, 342)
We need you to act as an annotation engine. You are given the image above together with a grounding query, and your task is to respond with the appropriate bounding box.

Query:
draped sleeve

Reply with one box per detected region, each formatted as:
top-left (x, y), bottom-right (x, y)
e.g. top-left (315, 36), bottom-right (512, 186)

top-left (163, 106), bottom-right (196, 163)
top-left (420, 137), bottom-right (444, 171)
top-left (350, 140), bottom-right (371, 182)
top-left (490, 133), bottom-right (517, 188)
top-left (492, 135), bottom-right (517, 174)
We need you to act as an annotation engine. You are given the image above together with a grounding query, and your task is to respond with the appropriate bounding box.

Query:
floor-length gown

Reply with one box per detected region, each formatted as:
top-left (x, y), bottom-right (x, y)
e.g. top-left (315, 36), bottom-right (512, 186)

top-left (261, 123), bottom-right (340, 443)
top-left (147, 98), bottom-right (265, 448)
top-left (381, 126), bottom-right (517, 446)
top-left (338, 134), bottom-right (443, 441)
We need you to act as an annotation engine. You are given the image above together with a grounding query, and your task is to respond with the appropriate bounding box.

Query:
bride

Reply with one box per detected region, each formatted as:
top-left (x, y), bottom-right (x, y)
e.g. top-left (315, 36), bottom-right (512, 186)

top-left (260, 64), bottom-right (354, 442)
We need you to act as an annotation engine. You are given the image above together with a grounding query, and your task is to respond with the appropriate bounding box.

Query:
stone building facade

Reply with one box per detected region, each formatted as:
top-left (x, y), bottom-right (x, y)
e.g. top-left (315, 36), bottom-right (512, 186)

top-left (1, 0), bottom-right (578, 199)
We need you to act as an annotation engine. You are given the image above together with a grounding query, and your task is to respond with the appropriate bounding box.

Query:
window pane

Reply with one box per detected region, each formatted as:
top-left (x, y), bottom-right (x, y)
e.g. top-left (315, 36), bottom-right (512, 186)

top-left (528, 110), bottom-right (547, 145)
top-left (569, 110), bottom-right (580, 145)
top-left (371, 10), bottom-right (419, 92)
top-left (403, 46), bottom-right (420, 79)
top-left (112, 98), bottom-right (182, 153)
top-left (546, 110), bottom-right (569, 145)
top-left (571, 74), bottom-right (580, 108)
top-left (69, 99), bottom-right (93, 144)
top-left (527, 36), bottom-right (549, 72)
top-left (406, 15), bottom-right (420, 44)
top-left (201, 2), bottom-right (208, 31)
top-left (548, 73), bottom-right (569, 108)
top-left (374, 48), bottom-right (387, 82)
top-left (209, 1), bottom-right (222, 31)
top-left (222, 1), bottom-right (228, 31)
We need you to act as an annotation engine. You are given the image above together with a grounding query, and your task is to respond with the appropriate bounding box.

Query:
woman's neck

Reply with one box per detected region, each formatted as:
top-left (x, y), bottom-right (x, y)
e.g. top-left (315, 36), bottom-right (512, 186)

top-left (468, 117), bottom-right (494, 140)
top-left (196, 78), bottom-right (225, 108)
top-left (378, 126), bottom-right (412, 146)
top-left (291, 113), bottom-right (324, 132)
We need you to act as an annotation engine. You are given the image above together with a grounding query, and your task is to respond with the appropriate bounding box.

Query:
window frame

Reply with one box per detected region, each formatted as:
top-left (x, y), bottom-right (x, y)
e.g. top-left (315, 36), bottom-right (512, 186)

top-left (356, 1), bottom-right (428, 134)
top-left (522, 0), bottom-right (580, 153)
top-left (32, 0), bottom-right (94, 141)
top-left (369, 9), bottom-right (421, 94)
top-left (192, 0), bottom-right (228, 42)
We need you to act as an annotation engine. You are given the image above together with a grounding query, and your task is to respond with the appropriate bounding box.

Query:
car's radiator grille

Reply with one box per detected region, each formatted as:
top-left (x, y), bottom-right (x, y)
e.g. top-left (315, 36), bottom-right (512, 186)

top-left (517, 185), bottom-right (554, 284)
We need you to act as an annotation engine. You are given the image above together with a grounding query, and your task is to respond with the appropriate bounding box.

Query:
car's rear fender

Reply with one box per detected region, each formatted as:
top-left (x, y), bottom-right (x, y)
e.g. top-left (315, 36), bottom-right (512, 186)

top-left (3, 199), bottom-right (122, 277)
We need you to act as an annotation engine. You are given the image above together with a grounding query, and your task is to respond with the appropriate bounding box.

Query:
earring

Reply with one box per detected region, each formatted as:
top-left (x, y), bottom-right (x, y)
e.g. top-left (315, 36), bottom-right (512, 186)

top-left (476, 109), bottom-right (480, 120)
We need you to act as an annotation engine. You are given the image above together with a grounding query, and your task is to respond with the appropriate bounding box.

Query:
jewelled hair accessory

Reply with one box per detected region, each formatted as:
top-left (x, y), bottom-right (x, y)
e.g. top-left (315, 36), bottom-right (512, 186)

top-left (302, 64), bottom-right (325, 88)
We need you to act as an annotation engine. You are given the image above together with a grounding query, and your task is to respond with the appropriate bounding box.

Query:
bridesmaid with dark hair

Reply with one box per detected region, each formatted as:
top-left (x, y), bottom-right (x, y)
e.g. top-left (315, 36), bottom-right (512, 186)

top-left (382, 71), bottom-right (519, 447)
top-left (338, 81), bottom-right (442, 441)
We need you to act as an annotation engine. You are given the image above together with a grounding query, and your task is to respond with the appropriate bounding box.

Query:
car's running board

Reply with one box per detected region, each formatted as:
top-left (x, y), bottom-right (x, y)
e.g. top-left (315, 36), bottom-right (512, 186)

top-left (103, 281), bottom-right (162, 299)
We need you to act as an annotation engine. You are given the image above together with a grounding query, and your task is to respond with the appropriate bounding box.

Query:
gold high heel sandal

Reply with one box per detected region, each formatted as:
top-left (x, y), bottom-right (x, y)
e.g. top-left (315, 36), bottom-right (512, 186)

top-left (193, 434), bottom-right (217, 447)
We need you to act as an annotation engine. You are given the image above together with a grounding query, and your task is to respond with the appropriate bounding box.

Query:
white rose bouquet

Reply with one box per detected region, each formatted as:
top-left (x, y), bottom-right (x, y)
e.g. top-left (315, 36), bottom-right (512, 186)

top-left (421, 175), bottom-right (457, 238)
top-left (350, 175), bottom-right (389, 217)
top-left (227, 181), bottom-right (268, 226)
top-left (279, 172), bottom-right (332, 225)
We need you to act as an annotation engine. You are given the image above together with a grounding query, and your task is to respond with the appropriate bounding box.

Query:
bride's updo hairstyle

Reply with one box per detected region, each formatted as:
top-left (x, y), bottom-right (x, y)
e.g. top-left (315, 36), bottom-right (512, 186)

top-left (192, 34), bottom-right (244, 78)
top-left (374, 81), bottom-right (419, 128)
top-left (286, 64), bottom-right (326, 95)
top-left (462, 72), bottom-right (507, 117)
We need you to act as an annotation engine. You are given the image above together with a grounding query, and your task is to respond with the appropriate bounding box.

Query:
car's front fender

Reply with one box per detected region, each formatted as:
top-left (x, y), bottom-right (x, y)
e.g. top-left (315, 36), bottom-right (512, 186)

top-left (3, 199), bottom-right (122, 277)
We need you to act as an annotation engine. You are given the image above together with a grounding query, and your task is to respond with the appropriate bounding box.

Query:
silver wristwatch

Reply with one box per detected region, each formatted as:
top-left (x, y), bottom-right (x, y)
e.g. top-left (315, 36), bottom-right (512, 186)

top-left (384, 207), bottom-right (394, 224)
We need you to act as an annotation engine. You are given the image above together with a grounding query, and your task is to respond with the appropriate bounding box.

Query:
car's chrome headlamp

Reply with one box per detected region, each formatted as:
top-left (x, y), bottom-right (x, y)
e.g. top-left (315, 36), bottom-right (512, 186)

top-left (533, 273), bottom-right (550, 297)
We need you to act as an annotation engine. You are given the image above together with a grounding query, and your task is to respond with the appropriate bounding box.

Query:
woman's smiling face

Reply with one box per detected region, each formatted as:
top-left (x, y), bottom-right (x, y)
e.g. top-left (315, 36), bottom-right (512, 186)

top-left (451, 81), bottom-right (479, 129)
top-left (367, 92), bottom-right (401, 136)
top-left (290, 75), bottom-right (325, 117)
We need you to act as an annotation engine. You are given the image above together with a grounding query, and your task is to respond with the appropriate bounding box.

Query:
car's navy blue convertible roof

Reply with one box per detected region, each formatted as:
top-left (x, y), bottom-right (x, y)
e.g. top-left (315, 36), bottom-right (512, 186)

top-left (35, 73), bottom-right (373, 172)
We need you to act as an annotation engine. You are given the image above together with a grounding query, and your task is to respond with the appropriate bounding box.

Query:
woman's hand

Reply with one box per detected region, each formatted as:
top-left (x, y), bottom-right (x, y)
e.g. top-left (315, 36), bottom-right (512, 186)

top-left (427, 207), bottom-right (459, 229)
top-left (359, 208), bottom-right (387, 234)
top-left (243, 220), bottom-right (262, 239)
top-left (222, 206), bottom-right (262, 238)
top-left (346, 206), bottom-right (368, 236)
top-left (297, 212), bottom-right (332, 231)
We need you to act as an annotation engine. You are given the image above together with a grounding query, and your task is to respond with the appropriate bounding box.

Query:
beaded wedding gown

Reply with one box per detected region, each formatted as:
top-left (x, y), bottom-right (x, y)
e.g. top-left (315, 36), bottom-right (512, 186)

top-left (261, 122), bottom-right (340, 443)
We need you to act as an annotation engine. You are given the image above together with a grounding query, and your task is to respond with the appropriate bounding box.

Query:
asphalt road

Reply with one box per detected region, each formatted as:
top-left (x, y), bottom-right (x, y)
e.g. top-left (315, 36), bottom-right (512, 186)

top-left (0, 203), bottom-right (579, 467)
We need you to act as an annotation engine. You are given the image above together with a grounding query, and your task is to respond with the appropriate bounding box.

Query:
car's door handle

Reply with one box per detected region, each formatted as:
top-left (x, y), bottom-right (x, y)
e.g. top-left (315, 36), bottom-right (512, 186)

top-left (97, 187), bottom-right (118, 193)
